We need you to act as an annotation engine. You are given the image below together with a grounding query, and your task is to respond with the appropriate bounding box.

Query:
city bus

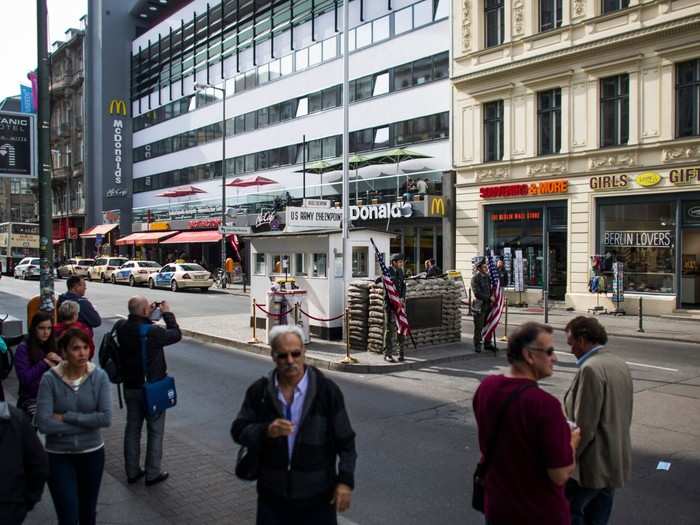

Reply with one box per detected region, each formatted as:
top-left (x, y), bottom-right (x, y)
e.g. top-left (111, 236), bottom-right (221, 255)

top-left (0, 222), bottom-right (40, 275)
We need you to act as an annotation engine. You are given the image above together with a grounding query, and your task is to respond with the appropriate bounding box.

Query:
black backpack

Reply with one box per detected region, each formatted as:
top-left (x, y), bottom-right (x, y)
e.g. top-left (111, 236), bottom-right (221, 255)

top-left (98, 320), bottom-right (126, 407)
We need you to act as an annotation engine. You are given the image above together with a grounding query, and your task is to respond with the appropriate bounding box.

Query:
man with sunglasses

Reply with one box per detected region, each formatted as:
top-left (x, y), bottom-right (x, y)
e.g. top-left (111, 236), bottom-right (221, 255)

top-left (473, 322), bottom-right (580, 525)
top-left (232, 325), bottom-right (357, 525)
top-left (564, 316), bottom-right (633, 525)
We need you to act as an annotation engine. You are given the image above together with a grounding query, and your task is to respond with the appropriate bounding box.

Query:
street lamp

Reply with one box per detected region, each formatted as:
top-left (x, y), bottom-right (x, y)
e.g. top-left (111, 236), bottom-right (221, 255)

top-left (194, 81), bottom-right (227, 286)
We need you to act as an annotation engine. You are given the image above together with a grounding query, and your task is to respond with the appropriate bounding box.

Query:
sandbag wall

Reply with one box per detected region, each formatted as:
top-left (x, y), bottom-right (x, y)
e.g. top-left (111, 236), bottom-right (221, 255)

top-left (346, 278), bottom-right (462, 353)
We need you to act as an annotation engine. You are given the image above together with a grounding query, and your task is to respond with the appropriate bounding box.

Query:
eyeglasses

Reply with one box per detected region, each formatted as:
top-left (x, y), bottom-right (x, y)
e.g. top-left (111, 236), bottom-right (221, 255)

top-left (526, 346), bottom-right (556, 357)
top-left (275, 350), bottom-right (302, 360)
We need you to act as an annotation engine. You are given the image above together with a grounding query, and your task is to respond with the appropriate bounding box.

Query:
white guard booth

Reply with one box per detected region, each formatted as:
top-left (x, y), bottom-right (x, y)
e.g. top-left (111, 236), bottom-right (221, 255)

top-left (249, 228), bottom-right (393, 340)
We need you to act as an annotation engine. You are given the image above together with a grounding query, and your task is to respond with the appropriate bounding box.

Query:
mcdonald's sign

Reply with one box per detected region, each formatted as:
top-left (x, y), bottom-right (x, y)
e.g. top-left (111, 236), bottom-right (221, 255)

top-left (108, 99), bottom-right (127, 116)
top-left (429, 196), bottom-right (446, 217)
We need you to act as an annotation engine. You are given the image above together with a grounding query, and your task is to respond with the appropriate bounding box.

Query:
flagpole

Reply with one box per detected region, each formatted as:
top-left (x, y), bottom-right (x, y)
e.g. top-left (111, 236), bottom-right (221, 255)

top-left (341, 0), bottom-right (350, 310)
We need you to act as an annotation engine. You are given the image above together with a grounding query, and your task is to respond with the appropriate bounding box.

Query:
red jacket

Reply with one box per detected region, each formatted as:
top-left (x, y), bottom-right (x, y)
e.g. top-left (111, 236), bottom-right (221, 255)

top-left (53, 321), bottom-right (95, 359)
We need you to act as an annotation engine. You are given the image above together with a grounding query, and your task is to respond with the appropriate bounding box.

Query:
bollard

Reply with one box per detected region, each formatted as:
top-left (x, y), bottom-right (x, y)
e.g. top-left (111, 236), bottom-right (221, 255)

top-left (294, 302), bottom-right (299, 326)
top-left (637, 296), bottom-right (645, 333)
top-left (499, 298), bottom-right (509, 342)
top-left (468, 288), bottom-right (472, 316)
top-left (544, 293), bottom-right (549, 324)
top-left (248, 298), bottom-right (261, 343)
top-left (340, 307), bottom-right (359, 364)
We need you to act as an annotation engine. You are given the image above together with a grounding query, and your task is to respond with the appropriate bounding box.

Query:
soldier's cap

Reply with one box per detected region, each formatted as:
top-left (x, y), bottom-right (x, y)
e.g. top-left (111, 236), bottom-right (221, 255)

top-left (390, 253), bottom-right (404, 262)
top-left (474, 257), bottom-right (487, 267)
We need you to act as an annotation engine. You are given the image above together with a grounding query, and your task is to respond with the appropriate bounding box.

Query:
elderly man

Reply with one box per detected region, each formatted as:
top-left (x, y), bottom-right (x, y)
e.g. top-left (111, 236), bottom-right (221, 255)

top-left (232, 325), bottom-right (357, 525)
top-left (473, 322), bottom-right (580, 525)
top-left (564, 316), bottom-right (633, 525)
top-left (116, 297), bottom-right (181, 487)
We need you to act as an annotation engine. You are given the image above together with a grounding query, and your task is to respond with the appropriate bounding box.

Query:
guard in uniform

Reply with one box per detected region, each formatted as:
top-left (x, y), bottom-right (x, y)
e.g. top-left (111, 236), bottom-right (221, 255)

top-left (384, 253), bottom-right (407, 363)
top-left (471, 258), bottom-right (494, 353)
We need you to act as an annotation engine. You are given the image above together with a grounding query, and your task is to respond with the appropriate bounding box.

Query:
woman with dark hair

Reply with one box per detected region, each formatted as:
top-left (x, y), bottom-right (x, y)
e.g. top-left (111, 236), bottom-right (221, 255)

top-left (37, 328), bottom-right (112, 525)
top-left (14, 311), bottom-right (62, 418)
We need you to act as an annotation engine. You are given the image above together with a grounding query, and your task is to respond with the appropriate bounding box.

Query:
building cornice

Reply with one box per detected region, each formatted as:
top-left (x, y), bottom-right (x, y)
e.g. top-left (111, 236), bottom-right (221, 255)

top-left (451, 15), bottom-right (700, 86)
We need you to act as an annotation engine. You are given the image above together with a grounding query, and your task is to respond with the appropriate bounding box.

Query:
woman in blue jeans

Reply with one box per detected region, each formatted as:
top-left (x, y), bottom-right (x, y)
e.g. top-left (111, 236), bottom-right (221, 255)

top-left (37, 328), bottom-right (112, 525)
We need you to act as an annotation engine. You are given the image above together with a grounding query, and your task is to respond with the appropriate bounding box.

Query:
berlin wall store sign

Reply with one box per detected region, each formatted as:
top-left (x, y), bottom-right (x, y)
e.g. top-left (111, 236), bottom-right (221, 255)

top-left (0, 111), bottom-right (35, 178)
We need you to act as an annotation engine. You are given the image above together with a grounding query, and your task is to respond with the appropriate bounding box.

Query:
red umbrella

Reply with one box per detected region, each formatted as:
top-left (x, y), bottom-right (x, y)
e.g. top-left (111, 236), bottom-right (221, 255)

top-left (156, 185), bottom-right (208, 198)
top-left (226, 176), bottom-right (277, 188)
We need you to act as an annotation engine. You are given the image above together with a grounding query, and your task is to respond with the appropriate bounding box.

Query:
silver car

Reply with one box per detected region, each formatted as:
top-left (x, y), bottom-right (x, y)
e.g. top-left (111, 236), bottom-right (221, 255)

top-left (13, 257), bottom-right (41, 280)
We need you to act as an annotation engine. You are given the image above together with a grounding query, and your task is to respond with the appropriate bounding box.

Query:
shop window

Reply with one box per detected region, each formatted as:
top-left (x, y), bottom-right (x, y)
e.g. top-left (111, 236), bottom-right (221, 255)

top-left (483, 100), bottom-right (504, 162)
top-left (254, 253), bottom-right (266, 275)
top-left (676, 59), bottom-right (700, 138)
top-left (598, 201), bottom-right (675, 293)
top-left (602, 0), bottom-right (629, 14)
top-left (600, 74), bottom-right (629, 147)
top-left (312, 253), bottom-right (327, 277)
top-left (540, 0), bottom-right (562, 32)
top-left (294, 253), bottom-right (306, 276)
top-left (352, 246), bottom-right (369, 278)
top-left (538, 88), bottom-right (562, 156)
top-left (485, 0), bottom-right (505, 48)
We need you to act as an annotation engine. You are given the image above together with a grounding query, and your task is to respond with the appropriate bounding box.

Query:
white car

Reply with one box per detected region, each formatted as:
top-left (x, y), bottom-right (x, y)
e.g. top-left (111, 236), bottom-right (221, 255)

top-left (13, 257), bottom-right (41, 280)
top-left (88, 256), bottom-right (128, 282)
top-left (58, 258), bottom-right (95, 278)
top-left (148, 263), bottom-right (213, 292)
top-left (111, 260), bottom-right (162, 286)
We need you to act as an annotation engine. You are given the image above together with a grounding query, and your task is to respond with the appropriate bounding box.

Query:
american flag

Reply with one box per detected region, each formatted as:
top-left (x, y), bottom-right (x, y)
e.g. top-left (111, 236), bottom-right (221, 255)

top-left (371, 239), bottom-right (411, 337)
top-left (482, 250), bottom-right (505, 342)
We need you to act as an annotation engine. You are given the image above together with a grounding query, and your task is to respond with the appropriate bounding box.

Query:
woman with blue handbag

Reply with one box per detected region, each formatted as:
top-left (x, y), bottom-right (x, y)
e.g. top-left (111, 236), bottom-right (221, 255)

top-left (37, 328), bottom-right (112, 525)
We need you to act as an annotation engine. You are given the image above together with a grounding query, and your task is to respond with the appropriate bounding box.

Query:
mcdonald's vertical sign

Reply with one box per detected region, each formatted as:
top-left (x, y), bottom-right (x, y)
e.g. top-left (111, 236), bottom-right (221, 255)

top-left (107, 100), bottom-right (127, 189)
top-left (428, 196), bottom-right (446, 217)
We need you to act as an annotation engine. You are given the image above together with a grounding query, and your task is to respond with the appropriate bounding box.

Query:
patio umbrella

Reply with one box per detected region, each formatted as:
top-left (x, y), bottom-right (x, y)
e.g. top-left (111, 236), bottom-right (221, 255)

top-left (157, 186), bottom-right (207, 214)
top-left (368, 148), bottom-right (433, 198)
top-left (226, 176), bottom-right (279, 211)
top-left (293, 160), bottom-right (340, 199)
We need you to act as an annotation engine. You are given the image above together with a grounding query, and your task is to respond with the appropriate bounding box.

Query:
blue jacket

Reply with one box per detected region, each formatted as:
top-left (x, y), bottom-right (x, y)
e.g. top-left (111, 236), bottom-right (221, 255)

top-left (57, 291), bottom-right (102, 330)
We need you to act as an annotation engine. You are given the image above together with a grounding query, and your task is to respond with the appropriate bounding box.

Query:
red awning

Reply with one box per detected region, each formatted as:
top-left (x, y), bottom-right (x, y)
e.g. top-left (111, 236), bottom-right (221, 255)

top-left (160, 230), bottom-right (222, 245)
top-left (115, 231), bottom-right (177, 246)
top-left (80, 224), bottom-right (119, 238)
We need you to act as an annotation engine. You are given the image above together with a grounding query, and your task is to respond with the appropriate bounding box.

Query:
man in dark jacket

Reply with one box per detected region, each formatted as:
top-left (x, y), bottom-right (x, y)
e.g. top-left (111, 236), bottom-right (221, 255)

top-left (0, 400), bottom-right (49, 524)
top-left (471, 259), bottom-right (495, 353)
top-left (116, 296), bottom-right (181, 487)
top-left (383, 253), bottom-right (407, 362)
top-left (232, 325), bottom-right (357, 525)
top-left (57, 276), bottom-right (101, 334)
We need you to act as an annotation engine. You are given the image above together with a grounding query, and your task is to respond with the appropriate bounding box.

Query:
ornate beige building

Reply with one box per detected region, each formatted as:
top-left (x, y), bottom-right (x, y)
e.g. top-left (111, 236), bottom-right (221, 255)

top-left (451, 0), bottom-right (700, 314)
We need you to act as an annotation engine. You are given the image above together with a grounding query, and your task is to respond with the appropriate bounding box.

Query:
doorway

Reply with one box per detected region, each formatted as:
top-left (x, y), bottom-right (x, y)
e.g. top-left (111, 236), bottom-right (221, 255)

top-left (547, 231), bottom-right (567, 300)
top-left (681, 229), bottom-right (700, 308)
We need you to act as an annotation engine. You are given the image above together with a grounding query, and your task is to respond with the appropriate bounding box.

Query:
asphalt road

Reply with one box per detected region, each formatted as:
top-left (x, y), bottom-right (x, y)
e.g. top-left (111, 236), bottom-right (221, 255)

top-left (2, 278), bottom-right (699, 524)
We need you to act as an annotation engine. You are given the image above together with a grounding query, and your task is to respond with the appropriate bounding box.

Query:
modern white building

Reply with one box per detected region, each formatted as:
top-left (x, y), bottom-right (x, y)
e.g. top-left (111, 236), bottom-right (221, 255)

top-left (451, 0), bottom-right (700, 314)
top-left (120, 0), bottom-right (452, 274)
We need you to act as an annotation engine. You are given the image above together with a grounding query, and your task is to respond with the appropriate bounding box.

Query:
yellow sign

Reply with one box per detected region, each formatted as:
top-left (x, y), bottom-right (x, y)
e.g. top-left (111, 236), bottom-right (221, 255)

top-left (636, 172), bottom-right (661, 187)
top-left (429, 196), bottom-right (446, 217)
top-left (148, 222), bottom-right (170, 231)
top-left (108, 99), bottom-right (127, 116)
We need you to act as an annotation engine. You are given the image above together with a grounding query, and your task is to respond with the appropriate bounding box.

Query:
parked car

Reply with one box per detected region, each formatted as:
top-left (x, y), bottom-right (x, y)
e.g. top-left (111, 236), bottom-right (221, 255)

top-left (13, 257), bottom-right (41, 280)
top-left (88, 256), bottom-right (128, 282)
top-left (58, 258), bottom-right (95, 278)
top-left (111, 260), bottom-right (162, 286)
top-left (149, 263), bottom-right (213, 292)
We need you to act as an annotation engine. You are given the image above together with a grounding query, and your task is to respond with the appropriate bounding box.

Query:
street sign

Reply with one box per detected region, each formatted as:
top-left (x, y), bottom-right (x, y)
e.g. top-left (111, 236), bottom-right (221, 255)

top-left (0, 111), bottom-right (36, 178)
top-left (219, 225), bottom-right (252, 235)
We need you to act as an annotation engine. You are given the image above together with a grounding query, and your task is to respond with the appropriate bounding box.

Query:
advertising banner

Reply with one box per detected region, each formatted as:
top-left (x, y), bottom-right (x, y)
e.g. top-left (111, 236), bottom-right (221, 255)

top-left (0, 111), bottom-right (35, 178)
top-left (612, 262), bottom-right (624, 304)
top-left (514, 250), bottom-right (524, 292)
top-left (603, 231), bottom-right (673, 248)
top-left (20, 85), bottom-right (34, 113)
top-left (503, 247), bottom-right (512, 286)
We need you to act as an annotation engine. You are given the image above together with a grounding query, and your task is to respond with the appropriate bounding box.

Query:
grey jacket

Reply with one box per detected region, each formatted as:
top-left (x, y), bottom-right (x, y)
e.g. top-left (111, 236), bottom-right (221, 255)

top-left (471, 271), bottom-right (492, 309)
top-left (36, 364), bottom-right (112, 453)
top-left (564, 349), bottom-right (633, 489)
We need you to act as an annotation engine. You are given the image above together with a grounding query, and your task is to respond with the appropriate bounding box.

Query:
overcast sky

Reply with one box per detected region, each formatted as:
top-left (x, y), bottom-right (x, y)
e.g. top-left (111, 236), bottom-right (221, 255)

top-left (0, 0), bottom-right (88, 101)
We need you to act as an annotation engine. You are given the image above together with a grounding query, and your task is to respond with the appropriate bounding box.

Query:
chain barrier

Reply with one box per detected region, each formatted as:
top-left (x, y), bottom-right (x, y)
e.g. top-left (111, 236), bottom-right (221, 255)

top-left (254, 302), bottom-right (294, 319)
top-left (298, 308), bottom-right (345, 322)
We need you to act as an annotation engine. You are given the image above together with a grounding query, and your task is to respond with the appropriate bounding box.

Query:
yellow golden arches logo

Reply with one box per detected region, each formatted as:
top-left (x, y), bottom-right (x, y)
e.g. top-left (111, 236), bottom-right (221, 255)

top-left (430, 196), bottom-right (446, 216)
top-left (108, 99), bottom-right (127, 116)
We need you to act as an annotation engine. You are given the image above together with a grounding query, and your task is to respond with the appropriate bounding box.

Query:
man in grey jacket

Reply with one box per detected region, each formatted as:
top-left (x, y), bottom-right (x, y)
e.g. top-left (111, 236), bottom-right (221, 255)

top-left (564, 316), bottom-right (633, 525)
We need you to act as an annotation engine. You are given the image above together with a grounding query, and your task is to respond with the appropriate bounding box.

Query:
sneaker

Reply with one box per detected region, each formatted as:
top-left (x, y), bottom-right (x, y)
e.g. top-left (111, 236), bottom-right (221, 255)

top-left (145, 472), bottom-right (169, 487)
top-left (384, 355), bottom-right (396, 363)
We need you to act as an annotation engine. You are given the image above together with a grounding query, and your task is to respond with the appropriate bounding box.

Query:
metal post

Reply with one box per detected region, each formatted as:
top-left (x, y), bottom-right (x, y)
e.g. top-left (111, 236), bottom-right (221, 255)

top-left (468, 288), bottom-right (472, 316)
top-left (637, 296), bottom-right (645, 333)
top-left (220, 84), bottom-right (227, 288)
top-left (302, 134), bottom-right (306, 199)
top-left (249, 298), bottom-right (260, 343)
top-left (340, 307), bottom-right (358, 364)
top-left (341, 0), bottom-right (351, 311)
top-left (544, 251), bottom-right (550, 324)
top-left (499, 297), bottom-right (508, 342)
top-left (37, 0), bottom-right (54, 311)
top-left (294, 302), bottom-right (299, 326)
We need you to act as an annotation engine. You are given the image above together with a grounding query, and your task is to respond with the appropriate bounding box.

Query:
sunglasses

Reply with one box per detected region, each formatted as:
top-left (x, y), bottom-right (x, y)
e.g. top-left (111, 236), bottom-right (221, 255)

top-left (275, 350), bottom-right (302, 360)
top-left (526, 346), bottom-right (556, 357)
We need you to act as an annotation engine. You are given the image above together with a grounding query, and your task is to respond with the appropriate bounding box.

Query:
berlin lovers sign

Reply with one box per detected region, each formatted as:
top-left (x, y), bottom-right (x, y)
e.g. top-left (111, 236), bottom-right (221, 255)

top-left (0, 110), bottom-right (36, 178)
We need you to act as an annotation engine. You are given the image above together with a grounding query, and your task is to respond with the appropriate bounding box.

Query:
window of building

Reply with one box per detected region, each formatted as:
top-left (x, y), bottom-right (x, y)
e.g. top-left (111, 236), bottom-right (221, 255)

top-left (311, 253), bottom-right (327, 277)
top-left (254, 253), bottom-right (266, 275)
top-left (540, 0), bottom-right (562, 32)
top-left (413, 58), bottom-right (432, 86)
top-left (395, 6), bottom-right (413, 35)
top-left (598, 200), bottom-right (675, 293)
top-left (676, 59), bottom-right (700, 138)
top-left (373, 72), bottom-right (390, 97)
top-left (296, 97), bottom-right (309, 118)
top-left (538, 88), bottom-right (561, 155)
top-left (483, 100), bottom-right (504, 162)
top-left (352, 246), bottom-right (369, 278)
top-left (294, 253), bottom-right (306, 276)
top-left (353, 76), bottom-right (374, 102)
top-left (602, 0), bottom-right (629, 15)
top-left (295, 48), bottom-right (309, 70)
top-left (271, 254), bottom-right (290, 275)
top-left (374, 127), bottom-right (390, 149)
top-left (600, 74), bottom-right (629, 147)
top-left (433, 53), bottom-right (449, 80)
top-left (414, 0), bottom-right (433, 28)
top-left (485, 0), bottom-right (505, 48)
top-left (393, 63), bottom-right (412, 91)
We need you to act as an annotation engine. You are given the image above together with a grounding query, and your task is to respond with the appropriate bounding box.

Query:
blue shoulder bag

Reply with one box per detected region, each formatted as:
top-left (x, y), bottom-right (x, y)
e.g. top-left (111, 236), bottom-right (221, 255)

top-left (139, 324), bottom-right (177, 416)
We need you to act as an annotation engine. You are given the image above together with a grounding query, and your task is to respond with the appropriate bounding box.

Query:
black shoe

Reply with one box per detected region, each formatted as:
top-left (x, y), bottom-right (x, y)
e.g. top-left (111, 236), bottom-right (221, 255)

top-left (145, 472), bottom-right (169, 487)
top-left (384, 355), bottom-right (396, 363)
top-left (127, 469), bottom-right (146, 484)
top-left (474, 345), bottom-right (482, 353)
top-left (397, 355), bottom-right (405, 362)
top-left (485, 345), bottom-right (497, 353)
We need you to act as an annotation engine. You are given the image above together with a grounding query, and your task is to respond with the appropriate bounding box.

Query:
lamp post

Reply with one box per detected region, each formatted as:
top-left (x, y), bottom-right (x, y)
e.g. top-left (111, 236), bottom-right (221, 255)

top-left (194, 82), bottom-right (227, 286)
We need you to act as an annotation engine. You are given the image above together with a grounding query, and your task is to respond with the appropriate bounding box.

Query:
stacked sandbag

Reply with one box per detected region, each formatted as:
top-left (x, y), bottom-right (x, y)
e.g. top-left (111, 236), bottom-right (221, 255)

top-left (347, 282), bottom-right (370, 351)
top-left (404, 278), bottom-right (462, 348)
top-left (367, 283), bottom-right (386, 353)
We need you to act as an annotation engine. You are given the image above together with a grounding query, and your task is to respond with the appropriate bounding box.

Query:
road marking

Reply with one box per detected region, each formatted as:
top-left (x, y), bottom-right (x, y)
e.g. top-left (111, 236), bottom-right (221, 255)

top-left (625, 361), bottom-right (679, 373)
